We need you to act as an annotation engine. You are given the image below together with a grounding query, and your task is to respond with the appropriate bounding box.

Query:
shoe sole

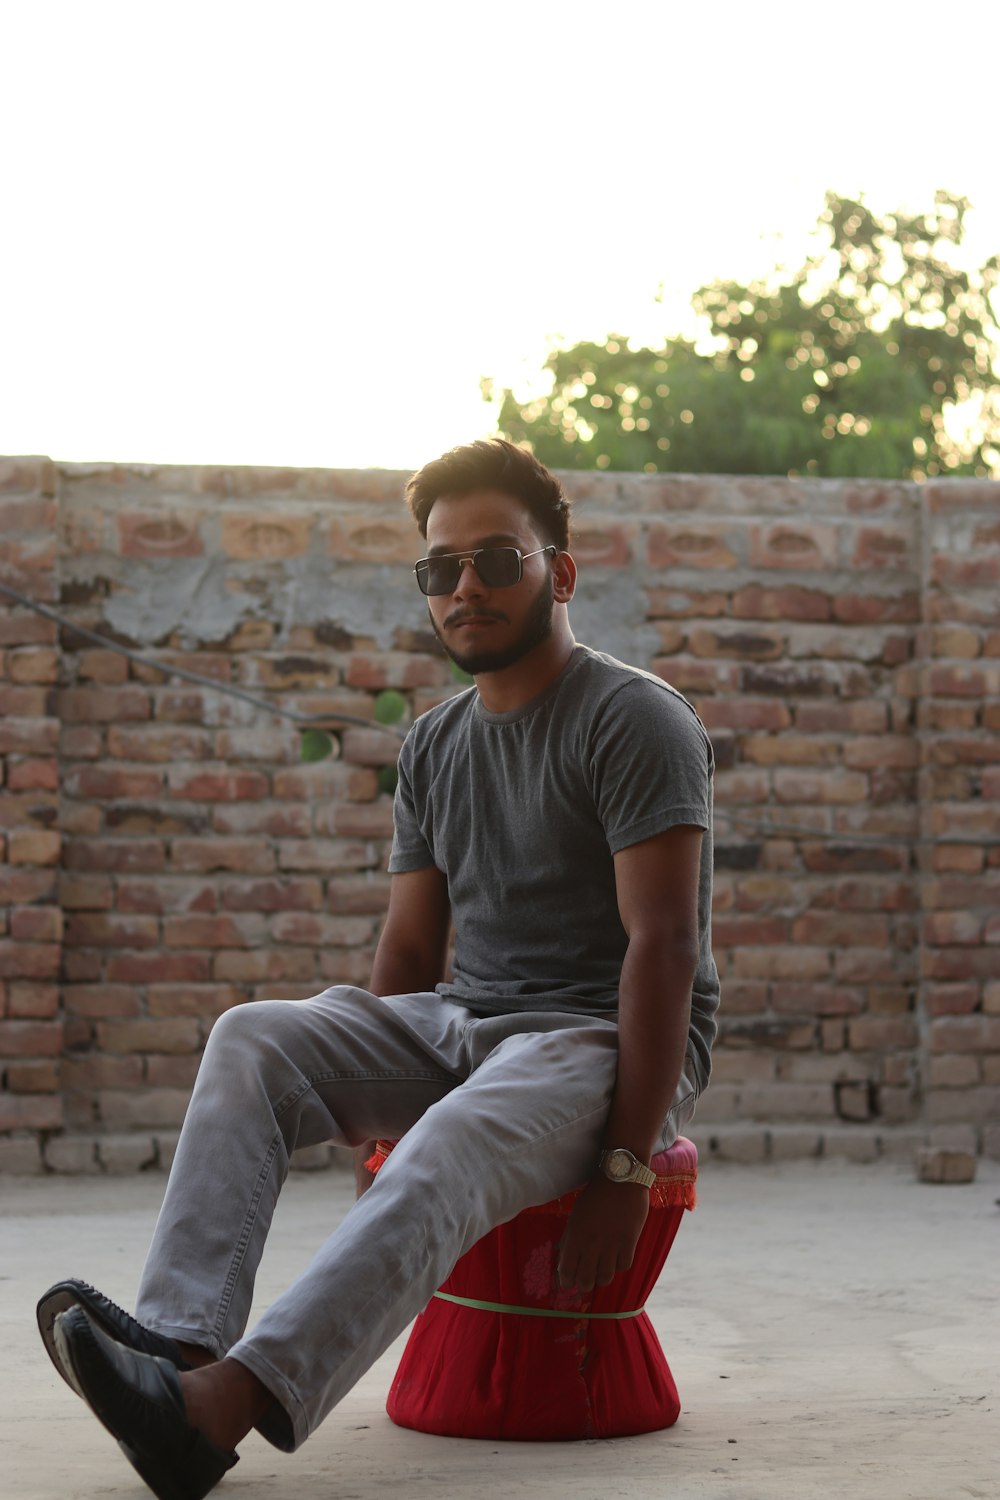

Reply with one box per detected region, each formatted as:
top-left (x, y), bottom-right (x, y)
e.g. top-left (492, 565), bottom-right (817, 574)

top-left (38, 1280), bottom-right (188, 1392)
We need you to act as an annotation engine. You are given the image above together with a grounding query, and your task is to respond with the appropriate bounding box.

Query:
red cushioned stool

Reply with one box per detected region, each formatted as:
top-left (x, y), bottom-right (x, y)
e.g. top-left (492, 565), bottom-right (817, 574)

top-left (366, 1135), bottom-right (698, 1441)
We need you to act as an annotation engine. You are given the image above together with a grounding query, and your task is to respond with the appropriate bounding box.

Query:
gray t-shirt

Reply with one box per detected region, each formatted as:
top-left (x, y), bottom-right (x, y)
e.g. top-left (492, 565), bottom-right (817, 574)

top-left (389, 644), bottom-right (720, 1083)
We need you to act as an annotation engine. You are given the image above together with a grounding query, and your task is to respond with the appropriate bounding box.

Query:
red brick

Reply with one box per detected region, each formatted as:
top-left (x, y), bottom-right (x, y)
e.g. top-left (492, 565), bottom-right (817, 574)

top-left (341, 728), bottom-right (403, 767)
top-left (0, 941), bottom-right (61, 979)
top-left (566, 521), bottom-right (638, 567)
top-left (97, 1018), bottom-right (202, 1054)
top-left (317, 950), bottom-right (376, 986)
top-left (64, 912), bottom-right (160, 949)
top-left (0, 1018), bottom-right (63, 1056)
top-left (65, 766), bottom-right (165, 799)
top-left (64, 838), bottom-right (165, 873)
top-left (646, 524), bottom-right (741, 570)
top-left (221, 513), bottom-right (312, 560)
top-left (59, 686), bottom-right (151, 722)
top-left (696, 698), bottom-right (792, 731)
top-left (708, 915), bottom-right (790, 947)
top-left (7, 982), bottom-right (59, 1017)
top-left (923, 911), bottom-right (984, 946)
top-left (842, 737), bottom-right (919, 770)
top-left (75, 648), bottom-right (129, 685)
top-left (929, 1016), bottom-right (1000, 1052)
top-left (146, 984), bottom-right (243, 1019)
top-left (146, 1055), bottom-right (201, 1088)
top-left (833, 592), bottom-right (921, 625)
top-left (848, 524), bottom-right (914, 571)
top-left (325, 802), bottom-right (395, 838)
top-left (213, 949), bottom-right (318, 983)
top-left (167, 768), bottom-right (270, 801)
top-left (162, 914), bottom-right (265, 948)
top-left (0, 684), bottom-right (50, 716)
top-left (106, 952), bottom-right (211, 984)
top-left (748, 522), bottom-right (838, 571)
top-left (10, 907), bottom-right (63, 942)
top-left (931, 845), bottom-right (984, 873)
top-left (0, 868), bottom-right (58, 902)
top-left (774, 771), bottom-right (868, 804)
top-left (327, 514), bottom-right (415, 563)
top-left (7, 647), bottom-right (59, 684)
top-left (220, 878), bottom-right (324, 912)
top-left (848, 1017), bottom-right (919, 1050)
top-left (62, 1054), bottom-right (145, 1091)
top-left (731, 585), bottom-right (832, 622)
top-left (921, 947), bottom-right (999, 980)
top-left (923, 983), bottom-right (980, 1016)
top-left (116, 878), bottom-right (217, 915)
top-left (792, 913), bottom-right (890, 946)
top-left (107, 725), bottom-right (214, 761)
top-left (653, 659), bottom-right (741, 695)
top-left (98, 1088), bottom-right (191, 1129)
top-left (6, 1059), bottom-right (60, 1092)
top-left (63, 984), bottom-right (141, 1018)
top-left (276, 839), bottom-right (375, 873)
top-left (0, 611), bottom-right (56, 646)
top-left (7, 757), bottom-right (59, 792)
top-left (929, 664), bottom-right (1000, 698)
top-left (645, 588), bottom-right (728, 619)
top-left (213, 803), bottom-right (312, 839)
top-left (171, 839), bottom-right (275, 873)
top-left (117, 511), bottom-right (204, 558)
top-left (771, 984), bottom-right (864, 1016)
top-left (0, 718), bottom-right (60, 756)
top-left (0, 1092), bottom-right (63, 1131)
top-left (59, 725), bottom-right (103, 758)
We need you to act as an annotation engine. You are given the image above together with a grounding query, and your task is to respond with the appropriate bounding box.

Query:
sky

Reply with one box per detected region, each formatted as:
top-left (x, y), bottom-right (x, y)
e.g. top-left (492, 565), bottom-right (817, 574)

top-left (4, 0), bottom-right (1000, 473)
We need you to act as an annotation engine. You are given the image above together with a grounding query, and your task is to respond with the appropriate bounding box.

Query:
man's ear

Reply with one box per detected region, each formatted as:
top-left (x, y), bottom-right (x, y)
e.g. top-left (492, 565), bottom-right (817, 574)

top-left (552, 550), bottom-right (577, 604)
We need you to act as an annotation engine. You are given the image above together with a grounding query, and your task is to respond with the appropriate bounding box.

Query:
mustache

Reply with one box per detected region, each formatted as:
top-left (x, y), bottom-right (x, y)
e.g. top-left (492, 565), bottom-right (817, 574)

top-left (442, 608), bottom-right (509, 629)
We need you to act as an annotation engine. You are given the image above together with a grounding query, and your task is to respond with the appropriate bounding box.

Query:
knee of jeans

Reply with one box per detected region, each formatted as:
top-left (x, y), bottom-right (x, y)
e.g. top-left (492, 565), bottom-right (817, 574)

top-left (203, 999), bottom-right (284, 1060)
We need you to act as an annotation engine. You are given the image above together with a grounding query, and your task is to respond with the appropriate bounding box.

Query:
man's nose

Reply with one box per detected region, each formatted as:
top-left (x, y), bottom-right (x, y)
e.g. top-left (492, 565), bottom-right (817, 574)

top-left (452, 556), bottom-right (487, 598)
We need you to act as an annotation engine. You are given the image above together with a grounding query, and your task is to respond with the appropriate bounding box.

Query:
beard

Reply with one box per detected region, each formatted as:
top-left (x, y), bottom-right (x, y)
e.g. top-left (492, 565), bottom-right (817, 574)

top-left (431, 574), bottom-right (555, 676)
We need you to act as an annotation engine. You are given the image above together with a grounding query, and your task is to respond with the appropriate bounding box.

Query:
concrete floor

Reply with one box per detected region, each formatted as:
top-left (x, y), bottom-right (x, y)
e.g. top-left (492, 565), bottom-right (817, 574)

top-left (2, 1157), bottom-right (998, 1500)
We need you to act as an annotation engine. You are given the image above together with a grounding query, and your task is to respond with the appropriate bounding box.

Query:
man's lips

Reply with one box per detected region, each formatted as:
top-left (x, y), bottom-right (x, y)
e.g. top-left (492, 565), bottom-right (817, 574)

top-left (444, 611), bottom-right (508, 630)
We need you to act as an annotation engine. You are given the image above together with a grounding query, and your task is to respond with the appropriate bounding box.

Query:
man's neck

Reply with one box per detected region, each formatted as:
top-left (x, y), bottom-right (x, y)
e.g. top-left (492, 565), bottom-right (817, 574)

top-left (473, 626), bottom-right (578, 715)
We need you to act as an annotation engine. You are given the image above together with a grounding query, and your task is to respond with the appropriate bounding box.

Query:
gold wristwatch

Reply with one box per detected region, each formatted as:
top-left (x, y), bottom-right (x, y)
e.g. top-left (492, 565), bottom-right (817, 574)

top-left (597, 1147), bottom-right (657, 1189)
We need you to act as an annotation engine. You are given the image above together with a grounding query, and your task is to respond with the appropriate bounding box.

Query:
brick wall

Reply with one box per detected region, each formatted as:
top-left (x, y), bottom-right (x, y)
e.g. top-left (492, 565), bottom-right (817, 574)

top-left (0, 459), bottom-right (63, 1170)
top-left (0, 460), bottom-right (997, 1171)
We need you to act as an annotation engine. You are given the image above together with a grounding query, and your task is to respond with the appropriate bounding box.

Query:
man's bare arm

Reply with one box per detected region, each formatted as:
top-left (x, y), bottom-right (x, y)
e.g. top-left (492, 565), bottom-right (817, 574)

top-left (557, 823), bottom-right (703, 1290)
top-left (354, 866), bottom-right (451, 1194)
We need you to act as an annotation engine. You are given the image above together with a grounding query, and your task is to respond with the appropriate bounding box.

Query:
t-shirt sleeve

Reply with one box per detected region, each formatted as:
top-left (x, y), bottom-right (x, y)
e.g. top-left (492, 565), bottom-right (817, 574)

top-left (589, 679), bottom-right (713, 854)
top-left (387, 733), bottom-right (436, 873)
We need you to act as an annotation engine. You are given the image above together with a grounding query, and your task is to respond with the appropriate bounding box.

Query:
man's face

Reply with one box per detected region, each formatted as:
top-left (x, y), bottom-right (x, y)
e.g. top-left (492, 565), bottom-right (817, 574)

top-left (422, 490), bottom-right (557, 676)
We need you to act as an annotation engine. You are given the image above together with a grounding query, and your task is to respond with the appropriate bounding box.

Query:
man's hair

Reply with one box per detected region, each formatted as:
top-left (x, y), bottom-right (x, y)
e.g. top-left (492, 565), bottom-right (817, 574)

top-left (405, 439), bottom-right (572, 551)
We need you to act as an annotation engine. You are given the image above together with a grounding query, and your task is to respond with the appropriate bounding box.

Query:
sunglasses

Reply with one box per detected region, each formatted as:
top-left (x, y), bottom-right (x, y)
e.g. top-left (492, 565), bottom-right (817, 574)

top-left (414, 545), bottom-right (556, 597)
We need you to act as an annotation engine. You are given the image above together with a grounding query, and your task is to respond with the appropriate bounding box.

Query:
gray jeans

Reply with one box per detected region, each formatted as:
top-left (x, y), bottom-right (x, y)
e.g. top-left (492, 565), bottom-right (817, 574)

top-left (134, 986), bottom-right (700, 1450)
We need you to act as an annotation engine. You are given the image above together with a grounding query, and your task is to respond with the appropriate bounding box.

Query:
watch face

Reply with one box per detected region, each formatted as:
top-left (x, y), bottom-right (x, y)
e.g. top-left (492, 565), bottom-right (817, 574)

top-left (606, 1149), bottom-right (634, 1181)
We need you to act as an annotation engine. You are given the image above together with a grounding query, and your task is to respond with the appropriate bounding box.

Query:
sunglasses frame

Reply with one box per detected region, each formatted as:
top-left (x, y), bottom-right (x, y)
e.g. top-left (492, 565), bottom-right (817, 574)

top-left (414, 544), bottom-right (556, 597)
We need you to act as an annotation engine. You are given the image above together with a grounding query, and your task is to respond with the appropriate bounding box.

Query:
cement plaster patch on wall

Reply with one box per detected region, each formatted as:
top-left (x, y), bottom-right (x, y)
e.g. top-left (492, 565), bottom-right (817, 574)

top-left (104, 559), bottom-right (254, 646)
top-left (266, 559), bottom-right (417, 650)
top-left (571, 579), bottom-right (661, 668)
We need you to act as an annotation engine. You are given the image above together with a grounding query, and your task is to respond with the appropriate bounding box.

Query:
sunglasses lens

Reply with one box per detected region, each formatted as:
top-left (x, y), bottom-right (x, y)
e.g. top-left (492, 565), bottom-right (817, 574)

top-left (475, 548), bottom-right (521, 587)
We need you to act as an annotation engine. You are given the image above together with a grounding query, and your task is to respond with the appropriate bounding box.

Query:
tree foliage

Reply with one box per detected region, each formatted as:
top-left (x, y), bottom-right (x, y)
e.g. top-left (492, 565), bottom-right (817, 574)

top-left (494, 192), bottom-right (1000, 479)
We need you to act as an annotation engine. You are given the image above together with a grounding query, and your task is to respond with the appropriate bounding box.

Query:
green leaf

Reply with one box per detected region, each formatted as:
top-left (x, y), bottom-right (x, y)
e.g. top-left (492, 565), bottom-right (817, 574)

top-left (374, 689), bottom-right (408, 725)
top-left (377, 765), bottom-right (399, 796)
top-left (300, 729), bottom-right (335, 763)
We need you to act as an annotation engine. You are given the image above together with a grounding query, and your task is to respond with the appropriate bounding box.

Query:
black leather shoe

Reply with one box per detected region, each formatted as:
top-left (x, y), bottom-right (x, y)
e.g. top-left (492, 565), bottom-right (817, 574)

top-left (53, 1307), bottom-right (237, 1500)
top-left (37, 1279), bottom-right (192, 1392)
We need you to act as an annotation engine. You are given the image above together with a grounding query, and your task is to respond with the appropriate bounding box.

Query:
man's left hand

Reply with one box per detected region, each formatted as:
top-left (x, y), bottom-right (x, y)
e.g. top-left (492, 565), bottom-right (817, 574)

top-left (556, 1175), bottom-right (650, 1292)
